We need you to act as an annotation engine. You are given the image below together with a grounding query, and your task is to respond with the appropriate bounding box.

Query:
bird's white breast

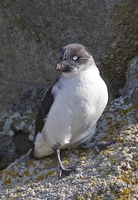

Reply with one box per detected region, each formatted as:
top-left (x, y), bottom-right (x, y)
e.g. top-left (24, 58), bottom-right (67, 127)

top-left (42, 65), bottom-right (108, 149)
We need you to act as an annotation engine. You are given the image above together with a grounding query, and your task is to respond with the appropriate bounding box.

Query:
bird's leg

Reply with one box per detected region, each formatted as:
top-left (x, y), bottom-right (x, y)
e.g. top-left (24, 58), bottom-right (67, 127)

top-left (54, 145), bottom-right (79, 178)
top-left (81, 140), bottom-right (116, 153)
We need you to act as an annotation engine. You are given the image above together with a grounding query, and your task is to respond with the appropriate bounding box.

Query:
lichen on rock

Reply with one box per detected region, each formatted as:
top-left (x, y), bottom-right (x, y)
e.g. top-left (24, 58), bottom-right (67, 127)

top-left (0, 96), bottom-right (137, 199)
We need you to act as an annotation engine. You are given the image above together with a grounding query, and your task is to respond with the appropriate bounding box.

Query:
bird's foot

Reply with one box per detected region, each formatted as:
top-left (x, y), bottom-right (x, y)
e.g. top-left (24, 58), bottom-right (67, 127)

top-left (59, 162), bottom-right (79, 178)
top-left (81, 140), bottom-right (116, 153)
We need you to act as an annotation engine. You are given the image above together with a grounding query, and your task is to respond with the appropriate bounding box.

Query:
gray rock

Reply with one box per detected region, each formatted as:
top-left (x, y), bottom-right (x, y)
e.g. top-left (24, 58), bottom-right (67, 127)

top-left (120, 56), bottom-right (138, 104)
top-left (0, 111), bottom-right (34, 169)
top-left (0, 135), bottom-right (18, 170)
top-left (8, 85), bottom-right (47, 113)
top-left (0, 0), bottom-right (137, 111)
top-left (0, 96), bottom-right (137, 199)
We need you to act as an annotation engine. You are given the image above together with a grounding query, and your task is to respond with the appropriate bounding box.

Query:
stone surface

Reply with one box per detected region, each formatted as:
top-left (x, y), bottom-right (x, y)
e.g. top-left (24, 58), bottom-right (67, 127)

top-left (0, 135), bottom-right (18, 170)
top-left (0, 0), bottom-right (138, 110)
top-left (0, 110), bottom-right (34, 169)
top-left (8, 85), bottom-right (47, 113)
top-left (0, 1), bottom-right (138, 195)
top-left (0, 85), bottom-right (48, 170)
top-left (0, 96), bottom-right (137, 199)
top-left (0, 52), bottom-right (138, 172)
top-left (120, 56), bottom-right (138, 104)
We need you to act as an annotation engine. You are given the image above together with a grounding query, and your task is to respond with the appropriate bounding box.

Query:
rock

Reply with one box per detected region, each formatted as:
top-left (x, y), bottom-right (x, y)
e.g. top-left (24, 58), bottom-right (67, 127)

top-left (0, 96), bottom-right (137, 199)
top-left (8, 85), bottom-right (47, 113)
top-left (120, 56), bottom-right (138, 104)
top-left (0, 110), bottom-right (35, 168)
top-left (0, 0), bottom-right (137, 110)
top-left (0, 54), bottom-right (138, 171)
top-left (0, 135), bottom-right (18, 170)
top-left (13, 132), bottom-right (33, 157)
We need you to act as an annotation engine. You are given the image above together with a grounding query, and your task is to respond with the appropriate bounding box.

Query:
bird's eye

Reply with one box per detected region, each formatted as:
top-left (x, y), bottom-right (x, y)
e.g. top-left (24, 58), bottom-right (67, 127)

top-left (72, 56), bottom-right (78, 61)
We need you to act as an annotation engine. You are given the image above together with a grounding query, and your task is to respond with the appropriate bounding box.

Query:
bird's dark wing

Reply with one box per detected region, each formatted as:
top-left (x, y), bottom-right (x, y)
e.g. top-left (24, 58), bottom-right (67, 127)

top-left (34, 78), bottom-right (59, 140)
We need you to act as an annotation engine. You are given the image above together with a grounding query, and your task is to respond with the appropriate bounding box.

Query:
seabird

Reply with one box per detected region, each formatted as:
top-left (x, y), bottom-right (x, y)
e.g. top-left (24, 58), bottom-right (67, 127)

top-left (30, 43), bottom-right (108, 177)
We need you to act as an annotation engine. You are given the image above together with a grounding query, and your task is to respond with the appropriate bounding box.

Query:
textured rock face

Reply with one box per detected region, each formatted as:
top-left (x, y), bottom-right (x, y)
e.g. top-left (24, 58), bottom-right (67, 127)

top-left (0, 0), bottom-right (138, 174)
top-left (0, 96), bottom-right (138, 199)
top-left (0, 135), bottom-right (18, 170)
top-left (0, 0), bottom-right (137, 110)
top-left (0, 111), bottom-right (34, 170)
top-left (120, 56), bottom-right (138, 104)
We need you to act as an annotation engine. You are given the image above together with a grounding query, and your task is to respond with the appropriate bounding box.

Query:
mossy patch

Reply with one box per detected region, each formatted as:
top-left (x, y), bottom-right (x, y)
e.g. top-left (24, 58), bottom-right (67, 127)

top-left (45, 171), bottom-right (57, 177)
top-left (22, 170), bottom-right (30, 176)
top-left (118, 170), bottom-right (136, 184)
top-left (36, 174), bottom-right (45, 181)
top-left (93, 194), bottom-right (104, 200)
top-left (3, 178), bottom-right (11, 185)
top-left (115, 188), bottom-right (131, 200)
top-left (27, 160), bottom-right (36, 167)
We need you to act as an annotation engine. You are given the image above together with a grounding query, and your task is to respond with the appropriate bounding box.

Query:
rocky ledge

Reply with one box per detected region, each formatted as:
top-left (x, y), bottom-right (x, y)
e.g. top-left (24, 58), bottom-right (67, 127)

top-left (0, 96), bottom-right (137, 200)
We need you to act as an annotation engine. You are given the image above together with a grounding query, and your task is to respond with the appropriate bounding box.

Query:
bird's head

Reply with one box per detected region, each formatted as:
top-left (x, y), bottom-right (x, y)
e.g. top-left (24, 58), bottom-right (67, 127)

top-left (55, 43), bottom-right (95, 78)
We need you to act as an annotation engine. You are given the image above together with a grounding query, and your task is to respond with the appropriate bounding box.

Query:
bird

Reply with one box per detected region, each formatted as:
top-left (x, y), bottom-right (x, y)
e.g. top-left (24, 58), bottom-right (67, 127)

top-left (30, 43), bottom-right (108, 178)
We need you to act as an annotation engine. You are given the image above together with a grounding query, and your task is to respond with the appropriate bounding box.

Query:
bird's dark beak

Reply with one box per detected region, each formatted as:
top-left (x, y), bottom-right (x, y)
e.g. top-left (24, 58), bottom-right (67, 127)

top-left (54, 63), bottom-right (63, 72)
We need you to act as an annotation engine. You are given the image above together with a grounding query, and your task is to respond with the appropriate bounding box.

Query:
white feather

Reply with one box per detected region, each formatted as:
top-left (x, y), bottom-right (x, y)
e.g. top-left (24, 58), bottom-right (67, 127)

top-left (34, 132), bottom-right (54, 157)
